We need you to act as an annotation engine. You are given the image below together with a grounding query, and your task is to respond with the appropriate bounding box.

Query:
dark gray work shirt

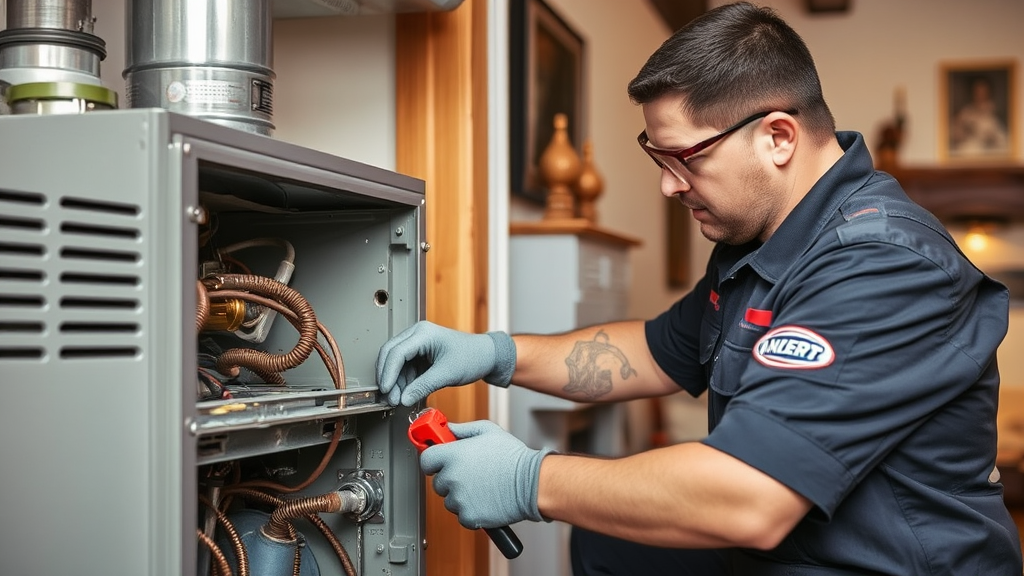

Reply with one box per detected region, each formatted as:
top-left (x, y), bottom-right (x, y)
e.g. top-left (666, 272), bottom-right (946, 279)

top-left (646, 132), bottom-right (1023, 574)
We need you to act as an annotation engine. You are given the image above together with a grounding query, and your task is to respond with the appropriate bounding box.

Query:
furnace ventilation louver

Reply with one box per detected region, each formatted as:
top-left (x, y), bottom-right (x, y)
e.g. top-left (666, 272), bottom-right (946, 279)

top-left (0, 189), bottom-right (144, 362)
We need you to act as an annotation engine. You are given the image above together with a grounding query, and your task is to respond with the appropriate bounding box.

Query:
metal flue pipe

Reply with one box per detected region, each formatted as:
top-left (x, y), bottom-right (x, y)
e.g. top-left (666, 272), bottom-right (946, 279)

top-left (123, 0), bottom-right (276, 135)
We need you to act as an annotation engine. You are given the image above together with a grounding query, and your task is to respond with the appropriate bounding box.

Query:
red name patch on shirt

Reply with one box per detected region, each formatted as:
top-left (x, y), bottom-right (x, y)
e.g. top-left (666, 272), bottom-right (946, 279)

top-left (745, 308), bottom-right (773, 327)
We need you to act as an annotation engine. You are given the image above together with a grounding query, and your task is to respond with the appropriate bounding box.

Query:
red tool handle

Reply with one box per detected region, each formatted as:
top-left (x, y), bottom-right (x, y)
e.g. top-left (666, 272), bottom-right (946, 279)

top-left (408, 408), bottom-right (524, 560)
top-left (408, 407), bottom-right (457, 450)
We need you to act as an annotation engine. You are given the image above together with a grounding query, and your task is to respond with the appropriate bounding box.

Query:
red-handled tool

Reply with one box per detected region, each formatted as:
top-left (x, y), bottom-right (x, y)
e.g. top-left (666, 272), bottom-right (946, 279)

top-left (408, 407), bottom-right (524, 560)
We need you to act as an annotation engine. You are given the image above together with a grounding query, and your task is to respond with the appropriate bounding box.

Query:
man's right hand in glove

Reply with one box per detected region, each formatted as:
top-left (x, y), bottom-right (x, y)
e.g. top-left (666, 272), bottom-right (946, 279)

top-left (375, 320), bottom-right (517, 406)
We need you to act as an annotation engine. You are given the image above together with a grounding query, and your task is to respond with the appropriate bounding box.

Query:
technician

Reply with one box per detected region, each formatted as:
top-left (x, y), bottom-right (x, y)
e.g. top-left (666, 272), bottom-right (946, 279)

top-left (376, 2), bottom-right (1023, 574)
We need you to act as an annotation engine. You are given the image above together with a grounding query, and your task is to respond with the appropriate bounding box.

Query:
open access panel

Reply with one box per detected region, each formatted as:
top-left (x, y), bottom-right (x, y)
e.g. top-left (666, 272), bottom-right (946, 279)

top-left (0, 109), bottom-right (426, 576)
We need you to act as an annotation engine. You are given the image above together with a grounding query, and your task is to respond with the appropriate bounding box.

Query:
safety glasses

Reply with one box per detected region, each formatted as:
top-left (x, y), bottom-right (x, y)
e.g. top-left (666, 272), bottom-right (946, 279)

top-left (638, 110), bottom-right (796, 184)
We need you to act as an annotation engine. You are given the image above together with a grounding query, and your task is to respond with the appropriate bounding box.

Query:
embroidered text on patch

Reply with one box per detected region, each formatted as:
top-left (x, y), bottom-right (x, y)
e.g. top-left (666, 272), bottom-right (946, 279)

top-left (753, 325), bottom-right (835, 369)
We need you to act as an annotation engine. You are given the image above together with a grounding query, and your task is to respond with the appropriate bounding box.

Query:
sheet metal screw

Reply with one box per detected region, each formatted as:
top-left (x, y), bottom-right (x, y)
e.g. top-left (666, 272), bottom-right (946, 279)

top-left (187, 206), bottom-right (208, 225)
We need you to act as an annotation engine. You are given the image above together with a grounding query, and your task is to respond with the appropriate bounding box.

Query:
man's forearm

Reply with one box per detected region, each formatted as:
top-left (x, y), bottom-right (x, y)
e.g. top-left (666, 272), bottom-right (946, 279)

top-left (536, 442), bottom-right (813, 550)
top-left (510, 321), bottom-right (678, 402)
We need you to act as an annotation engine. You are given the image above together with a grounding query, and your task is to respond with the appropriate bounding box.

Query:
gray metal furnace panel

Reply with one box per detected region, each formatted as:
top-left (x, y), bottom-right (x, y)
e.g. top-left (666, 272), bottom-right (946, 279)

top-left (0, 109), bottom-right (426, 576)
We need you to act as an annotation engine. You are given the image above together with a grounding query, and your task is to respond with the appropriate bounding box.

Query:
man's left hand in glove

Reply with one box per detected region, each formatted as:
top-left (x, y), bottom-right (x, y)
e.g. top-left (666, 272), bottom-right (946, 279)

top-left (419, 419), bottom-right (555, 529)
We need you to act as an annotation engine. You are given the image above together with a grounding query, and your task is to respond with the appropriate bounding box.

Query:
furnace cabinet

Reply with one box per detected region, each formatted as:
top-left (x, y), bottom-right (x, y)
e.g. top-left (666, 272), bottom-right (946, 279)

top-left (0, 109), bottom-right (427, 576)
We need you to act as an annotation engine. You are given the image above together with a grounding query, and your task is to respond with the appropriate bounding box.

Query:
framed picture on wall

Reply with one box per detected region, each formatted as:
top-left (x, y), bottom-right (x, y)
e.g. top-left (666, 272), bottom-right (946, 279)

top-left (939, 60), bottom-right (1018, 162)
top-left (509, 0), bottom-right (585, 204)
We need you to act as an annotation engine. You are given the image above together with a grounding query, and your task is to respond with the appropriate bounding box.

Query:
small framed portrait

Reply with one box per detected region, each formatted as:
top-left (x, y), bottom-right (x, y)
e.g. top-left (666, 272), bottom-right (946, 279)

top-left (509, 0), bottom-right (585, 204)
top-left (939, 60), bottom-right (1018, 162)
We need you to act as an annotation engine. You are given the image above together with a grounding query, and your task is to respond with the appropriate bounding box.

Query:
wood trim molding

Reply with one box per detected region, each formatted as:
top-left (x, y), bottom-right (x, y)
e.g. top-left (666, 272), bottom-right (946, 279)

top-left (889, 165), bottom-right (1024, 222)
top-left (510, 219), bottom-right (643, 248)
top-left (395, 1), bottom-right (491, 574)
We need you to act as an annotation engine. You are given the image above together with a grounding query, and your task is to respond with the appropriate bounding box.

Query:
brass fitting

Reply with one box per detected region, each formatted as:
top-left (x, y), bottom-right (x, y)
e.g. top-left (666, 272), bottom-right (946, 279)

top-left (202, 298), bottom-right (246, 332)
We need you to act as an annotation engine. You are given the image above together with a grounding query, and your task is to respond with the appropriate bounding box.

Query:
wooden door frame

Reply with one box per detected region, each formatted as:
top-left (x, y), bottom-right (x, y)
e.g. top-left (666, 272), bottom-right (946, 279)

top-left (395, 1), bottom-right (492, 574)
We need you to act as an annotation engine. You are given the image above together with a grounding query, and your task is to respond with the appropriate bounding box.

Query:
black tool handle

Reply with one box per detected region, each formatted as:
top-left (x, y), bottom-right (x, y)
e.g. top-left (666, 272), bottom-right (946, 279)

top-left (485, 525), bottom-right (524, 559)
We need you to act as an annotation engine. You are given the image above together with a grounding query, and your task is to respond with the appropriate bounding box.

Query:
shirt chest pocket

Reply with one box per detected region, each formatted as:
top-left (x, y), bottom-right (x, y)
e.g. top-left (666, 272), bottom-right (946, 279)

top-left (705, 325), bottom-right (767, 397)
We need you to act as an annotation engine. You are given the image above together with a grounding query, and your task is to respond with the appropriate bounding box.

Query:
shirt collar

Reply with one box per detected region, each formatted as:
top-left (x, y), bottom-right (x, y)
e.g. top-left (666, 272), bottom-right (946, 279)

top-left (741, 131), bottom-right (876, 283)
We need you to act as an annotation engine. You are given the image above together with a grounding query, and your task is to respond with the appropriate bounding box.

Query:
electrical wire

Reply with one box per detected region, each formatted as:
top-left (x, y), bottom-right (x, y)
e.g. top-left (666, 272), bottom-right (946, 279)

top-left (219, 253), bottom-right (253, 275)
top-left (219, 237), bottom-right (295, 264)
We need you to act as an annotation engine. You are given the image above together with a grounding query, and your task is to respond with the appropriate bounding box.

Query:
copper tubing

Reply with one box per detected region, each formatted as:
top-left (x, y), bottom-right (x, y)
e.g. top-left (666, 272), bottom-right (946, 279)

top-left (196, 280), bottom-right (210, 334)
top-left (307, 508), bottom-right (358, 576)
top-left (199, 495), bottom-right (250, 576)
top-left (197, 529), bottom-right (233, 576)
top-left (229, 417), bottom-right (343, 494)
top-left (211, 289), bottom-right (344, 389)
top-left (263, 492), bottom-right (343, 541)
top-left (225, 488), bottom-right (357, 576)
top-left (205, 274), bottom-right (318, 383)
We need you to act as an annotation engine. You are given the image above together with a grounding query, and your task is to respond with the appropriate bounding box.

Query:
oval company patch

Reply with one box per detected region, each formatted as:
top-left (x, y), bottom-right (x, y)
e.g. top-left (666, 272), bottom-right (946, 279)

top-left (753, 325), bottom-right (835, 369)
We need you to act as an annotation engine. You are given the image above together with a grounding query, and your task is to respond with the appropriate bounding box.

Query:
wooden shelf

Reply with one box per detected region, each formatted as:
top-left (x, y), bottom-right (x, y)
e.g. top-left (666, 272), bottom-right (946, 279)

top-left (509, 218), bottom-right (642, 248)
top-left (888, 164), bottom-right (1024, 223)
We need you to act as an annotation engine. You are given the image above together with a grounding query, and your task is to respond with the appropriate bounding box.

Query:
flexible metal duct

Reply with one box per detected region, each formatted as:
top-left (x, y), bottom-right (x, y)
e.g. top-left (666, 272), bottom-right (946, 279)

top-left (124, 0), bottom-right (275, 136)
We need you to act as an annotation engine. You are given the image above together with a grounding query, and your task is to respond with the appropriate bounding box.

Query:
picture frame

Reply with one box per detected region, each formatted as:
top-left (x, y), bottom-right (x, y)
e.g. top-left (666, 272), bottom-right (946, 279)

top-left (939, 60), bottom-right (1018, 162)
top-left (509, 0), bottom-right (585, 204)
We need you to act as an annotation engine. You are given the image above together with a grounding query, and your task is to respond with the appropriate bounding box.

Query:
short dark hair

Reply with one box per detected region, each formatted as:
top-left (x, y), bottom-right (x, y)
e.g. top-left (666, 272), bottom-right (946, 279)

top-left (627, 2), bottom-right (835, 143)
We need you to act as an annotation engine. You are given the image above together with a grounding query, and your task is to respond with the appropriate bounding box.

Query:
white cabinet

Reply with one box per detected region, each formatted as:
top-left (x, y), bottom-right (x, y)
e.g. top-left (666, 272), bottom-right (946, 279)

top-left (507, 220), bottom-right (639, 576)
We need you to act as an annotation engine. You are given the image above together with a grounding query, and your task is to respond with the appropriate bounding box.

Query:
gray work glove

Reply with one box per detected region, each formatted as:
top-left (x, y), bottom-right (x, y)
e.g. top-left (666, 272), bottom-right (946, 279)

top-left (375, 320), bottom-right (516, 406)
top-left (420, 420), bottom-right (554, 529)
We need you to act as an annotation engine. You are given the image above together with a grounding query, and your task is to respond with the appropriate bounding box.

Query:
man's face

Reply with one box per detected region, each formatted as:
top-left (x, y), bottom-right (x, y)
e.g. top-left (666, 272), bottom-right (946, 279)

top-left (641, 94), bottom-right (781, 245)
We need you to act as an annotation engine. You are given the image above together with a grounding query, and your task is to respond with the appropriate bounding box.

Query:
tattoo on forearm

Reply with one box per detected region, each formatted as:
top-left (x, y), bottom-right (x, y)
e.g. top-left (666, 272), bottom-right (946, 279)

top-left (562, 330), bottom-right (638, 400)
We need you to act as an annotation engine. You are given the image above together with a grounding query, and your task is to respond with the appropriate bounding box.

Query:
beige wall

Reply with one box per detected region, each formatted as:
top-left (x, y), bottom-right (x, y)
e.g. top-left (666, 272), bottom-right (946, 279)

top-left (726, 0), bottom-right (1024, 166)
top-left (63, 0), bottom-right (1024, 386)
top-left (739, 0), bottom-right (1024, 384)
top-left (536, 0), bottom-right (1024, 387)
top-left (273, 15), bottom-right (397, 169)
top-left (532, 0), bottom-right (687, 323)
top-left (72, 1), bottom-right (397, 170)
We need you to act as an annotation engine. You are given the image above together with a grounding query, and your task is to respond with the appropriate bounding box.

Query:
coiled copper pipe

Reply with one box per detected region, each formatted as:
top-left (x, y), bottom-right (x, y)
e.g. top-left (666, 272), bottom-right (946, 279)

top-left (199, 495), bottom-right (250, 576)
top-left (196, 280), bottom-right (210, 334)
top-left (211, 289), bottom-right (344, 389)
top-left (263, 492), bottom-right (344, 541)
top-left (197, 529), bottom-right (233, 576)
top-left (206, 274), bottom-right (318, 383)
top-left (226, 488), bottom-right (357, 576)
